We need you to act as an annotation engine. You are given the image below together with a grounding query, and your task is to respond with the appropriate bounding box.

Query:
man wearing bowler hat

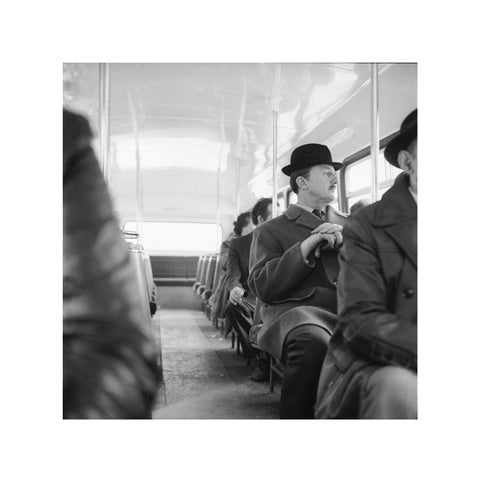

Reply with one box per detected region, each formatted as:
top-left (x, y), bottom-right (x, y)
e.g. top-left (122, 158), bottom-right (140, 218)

top-left (248, 143), bottom-right (348, 418)
top-left (314, 109), bottom-right (417, 419)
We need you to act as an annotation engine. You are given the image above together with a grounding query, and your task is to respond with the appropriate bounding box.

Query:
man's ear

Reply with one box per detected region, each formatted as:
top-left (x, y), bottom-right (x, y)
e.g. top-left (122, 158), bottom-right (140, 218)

top-left (397, 150), bottom-right (413, 174)
top-left (297, 176), bottom-right (307, 190)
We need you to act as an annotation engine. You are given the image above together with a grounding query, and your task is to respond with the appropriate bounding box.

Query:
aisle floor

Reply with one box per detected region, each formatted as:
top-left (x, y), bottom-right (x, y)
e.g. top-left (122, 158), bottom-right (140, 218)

top-left (152, 309), bottom-right (280, 419)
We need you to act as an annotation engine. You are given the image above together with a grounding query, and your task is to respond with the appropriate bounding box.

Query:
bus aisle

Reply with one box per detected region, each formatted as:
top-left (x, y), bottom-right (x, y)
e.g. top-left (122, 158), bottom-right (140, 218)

top-left (152, 309), bottom-right (280, 419)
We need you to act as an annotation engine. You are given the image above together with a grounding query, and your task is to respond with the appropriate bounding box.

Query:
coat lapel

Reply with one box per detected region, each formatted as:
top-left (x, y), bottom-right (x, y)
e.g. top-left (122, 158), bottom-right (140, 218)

top-left (284, 204), bottom-right (321, 230)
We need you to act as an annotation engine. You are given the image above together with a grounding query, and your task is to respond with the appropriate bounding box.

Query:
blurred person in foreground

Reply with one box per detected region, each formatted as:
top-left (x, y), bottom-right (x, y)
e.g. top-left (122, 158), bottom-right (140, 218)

top-left (63, 109), bottom-right (159, 418)
top-left (315, 109), bottom-right (417, 419)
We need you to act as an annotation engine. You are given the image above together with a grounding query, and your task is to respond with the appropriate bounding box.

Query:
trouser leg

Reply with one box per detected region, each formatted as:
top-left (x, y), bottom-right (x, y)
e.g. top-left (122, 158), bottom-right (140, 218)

top-left (280, 324), bottom-right (330, 419)
top-left (359, 366), bottom-right (417, 419)
top-left (225, 302), bottom-right (254, 354)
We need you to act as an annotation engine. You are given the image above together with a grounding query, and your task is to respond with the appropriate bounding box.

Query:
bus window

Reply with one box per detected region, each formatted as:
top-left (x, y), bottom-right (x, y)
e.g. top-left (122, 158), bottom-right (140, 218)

top-left (345, 149), bottom-right (403, 211)
top-left (124, 221), bottom-right (222, 254)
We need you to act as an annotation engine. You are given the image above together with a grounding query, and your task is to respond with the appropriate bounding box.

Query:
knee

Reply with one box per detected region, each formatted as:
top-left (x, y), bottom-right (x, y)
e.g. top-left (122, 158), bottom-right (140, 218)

top-left (285, 326), bottom-right (330, 366)
top-left (363, 366), bottom-right (417, 418)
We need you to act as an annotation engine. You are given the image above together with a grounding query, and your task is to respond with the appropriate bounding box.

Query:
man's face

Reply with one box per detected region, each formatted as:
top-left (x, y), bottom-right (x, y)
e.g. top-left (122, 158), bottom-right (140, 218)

top-left (304, 164), bottom-right (338, 203)
top-left (243, 218), bottom-right (254, 235)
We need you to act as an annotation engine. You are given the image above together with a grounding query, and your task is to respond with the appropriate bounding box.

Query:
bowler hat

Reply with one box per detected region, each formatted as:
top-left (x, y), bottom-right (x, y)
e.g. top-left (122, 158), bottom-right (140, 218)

top-left (384, 109), bottom-right (417, 167)
top-left (281, 143), bottom-right (343, 176)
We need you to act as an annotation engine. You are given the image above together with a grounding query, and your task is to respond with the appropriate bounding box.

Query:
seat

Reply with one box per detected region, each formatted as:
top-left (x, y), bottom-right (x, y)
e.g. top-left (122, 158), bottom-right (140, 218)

top-left (192, 255), bottom-right (206, 292)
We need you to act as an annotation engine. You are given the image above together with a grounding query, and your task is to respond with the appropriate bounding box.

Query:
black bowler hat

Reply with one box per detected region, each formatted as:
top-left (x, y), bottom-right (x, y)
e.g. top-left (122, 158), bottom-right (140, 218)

top-left (281, 143), bottom-right (343, 176)
top-left (384, 109), bottom-right (417, 167)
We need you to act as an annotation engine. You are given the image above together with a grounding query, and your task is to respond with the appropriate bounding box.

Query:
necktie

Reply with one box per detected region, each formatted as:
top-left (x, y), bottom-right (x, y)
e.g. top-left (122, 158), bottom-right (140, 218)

top-left (313, 209), bottom-right (327, 222)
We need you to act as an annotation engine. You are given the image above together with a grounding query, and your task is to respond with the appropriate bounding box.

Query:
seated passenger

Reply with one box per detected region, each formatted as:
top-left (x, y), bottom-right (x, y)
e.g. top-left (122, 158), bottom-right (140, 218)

top-left (63, 109), bottom-right (159, 418)
top-left (248, 144), bottom-right (347, 418)
top-left (217, 212), bottom-right (254, 334)
top-left (224, 198), bottom-right (274, 381)
top-left (314, 109), bottom-right (417, 419)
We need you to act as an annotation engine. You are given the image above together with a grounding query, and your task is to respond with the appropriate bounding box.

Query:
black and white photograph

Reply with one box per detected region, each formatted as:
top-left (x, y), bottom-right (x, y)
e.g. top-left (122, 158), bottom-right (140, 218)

top-left (3, 1), bottom-right (480, 480)
top-left (63, 62), bottom-right (417, 420)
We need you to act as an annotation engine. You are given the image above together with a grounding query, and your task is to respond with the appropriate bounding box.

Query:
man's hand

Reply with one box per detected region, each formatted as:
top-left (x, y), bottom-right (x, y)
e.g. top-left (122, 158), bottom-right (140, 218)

top-left (300, 222), bottom-right (344, 258)
top-left (229, 286), bottom-right (245, 305)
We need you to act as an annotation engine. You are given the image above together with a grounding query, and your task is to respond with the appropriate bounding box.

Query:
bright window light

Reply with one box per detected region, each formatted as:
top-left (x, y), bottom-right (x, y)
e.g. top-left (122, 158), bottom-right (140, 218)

top-left (124, 221), bottom-right (222, 253)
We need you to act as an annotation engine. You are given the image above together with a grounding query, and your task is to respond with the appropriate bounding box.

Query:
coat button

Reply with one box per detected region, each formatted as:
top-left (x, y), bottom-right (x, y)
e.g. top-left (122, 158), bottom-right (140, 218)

top-left (402, 288), bottom-right (414, 299)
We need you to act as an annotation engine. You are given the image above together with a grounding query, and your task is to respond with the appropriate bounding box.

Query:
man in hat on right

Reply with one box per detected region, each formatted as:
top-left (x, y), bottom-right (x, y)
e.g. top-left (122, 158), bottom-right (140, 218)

top-left (314, 109), bottom-right (417, 419)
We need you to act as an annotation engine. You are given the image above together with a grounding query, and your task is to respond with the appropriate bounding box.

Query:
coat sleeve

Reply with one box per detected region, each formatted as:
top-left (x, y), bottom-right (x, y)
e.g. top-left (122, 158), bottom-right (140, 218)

top-left (337, 217), bottom-right (417, 370)
top-left (226, 241), bottom-right (243, 291)
top-left (248, 223), bottom-right (315, 304)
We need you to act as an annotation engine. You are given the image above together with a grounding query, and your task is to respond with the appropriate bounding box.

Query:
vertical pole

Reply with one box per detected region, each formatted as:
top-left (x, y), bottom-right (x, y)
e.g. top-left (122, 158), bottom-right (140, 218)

top-left (216, 97), bottom-right (226, 247)
top-left (271, 63), bottom-right (281, 218)
top-left (235, 156), bottom-right (240, 216)
top-left (272, 110), bottom-right (278, 217)
top-left (99, 63), bottom-right (111, 182)
top-left (370, 63), bottom-right (379, 202)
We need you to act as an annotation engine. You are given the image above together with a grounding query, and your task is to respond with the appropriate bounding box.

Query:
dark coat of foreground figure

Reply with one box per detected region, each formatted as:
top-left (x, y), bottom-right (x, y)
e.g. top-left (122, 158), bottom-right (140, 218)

top-left (315, 173), bottom-right (417, 418)
top-left (63, 109), bottom-right (159, 418)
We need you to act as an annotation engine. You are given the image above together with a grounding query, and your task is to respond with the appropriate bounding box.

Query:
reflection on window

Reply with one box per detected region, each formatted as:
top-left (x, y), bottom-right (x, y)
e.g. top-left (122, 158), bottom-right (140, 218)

top-left (124, 221), bottom-right (222, 253)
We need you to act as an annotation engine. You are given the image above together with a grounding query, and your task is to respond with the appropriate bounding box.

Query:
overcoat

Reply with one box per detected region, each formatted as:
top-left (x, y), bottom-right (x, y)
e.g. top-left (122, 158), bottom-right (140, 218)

top-left (226, 231), bottom-right (256, 306)
top-left (315, 174), bottom-right (417, 418)
top-left (248, 204), bottom-right (347, 359)
top-left (210, 237), bottom-right (234, 320)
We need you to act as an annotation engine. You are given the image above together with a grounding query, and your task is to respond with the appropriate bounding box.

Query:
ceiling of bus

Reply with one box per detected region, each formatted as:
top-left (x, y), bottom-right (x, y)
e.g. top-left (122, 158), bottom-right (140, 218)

top-left (64, 63), bottom-right (417, 220)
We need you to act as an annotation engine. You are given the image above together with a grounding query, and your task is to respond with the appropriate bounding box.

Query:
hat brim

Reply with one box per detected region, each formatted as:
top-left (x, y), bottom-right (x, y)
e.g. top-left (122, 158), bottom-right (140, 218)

top-left (281, 161), bottom-right (344, 176)
top-left (384, 126), bottom-right (417, 167)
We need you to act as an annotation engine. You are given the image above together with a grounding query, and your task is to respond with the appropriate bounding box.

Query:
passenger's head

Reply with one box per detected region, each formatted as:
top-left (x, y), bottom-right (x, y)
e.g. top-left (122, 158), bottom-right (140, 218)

top-left (350, 199), bottom-right (370, 216)
top-left (233, 211), bottom-right (253, 236)
top-left (282, 144), bottom-right (343, 204)
top-left (385, 109), bottom-right (417, 194)
top-left (252, 198), bottom-right (274, 225)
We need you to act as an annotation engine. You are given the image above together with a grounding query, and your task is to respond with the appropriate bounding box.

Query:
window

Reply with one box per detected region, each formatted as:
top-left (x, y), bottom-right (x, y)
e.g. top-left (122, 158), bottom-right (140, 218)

top-left (124, 221), bottom-right (222, 254)
top-left (277, 194), bottom-right (286, 214)
top-left (344, 149), bottom-right (402, 212)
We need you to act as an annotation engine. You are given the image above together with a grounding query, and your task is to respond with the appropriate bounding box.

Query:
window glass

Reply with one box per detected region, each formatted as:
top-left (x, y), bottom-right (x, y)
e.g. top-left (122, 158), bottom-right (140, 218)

top-left (345, 147), bottom-right (404, 208)
top-left (277, 195), bottom-right (286, 214)
top-left (124, 221), bottom-right (222, 253)
top-left (346, 158), bottom-right (371, 194)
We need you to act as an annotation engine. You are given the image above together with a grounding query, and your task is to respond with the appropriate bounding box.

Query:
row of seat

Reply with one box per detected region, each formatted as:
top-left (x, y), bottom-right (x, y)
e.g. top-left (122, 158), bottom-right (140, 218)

top-left (123, 230), bottom-right (163, 381)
